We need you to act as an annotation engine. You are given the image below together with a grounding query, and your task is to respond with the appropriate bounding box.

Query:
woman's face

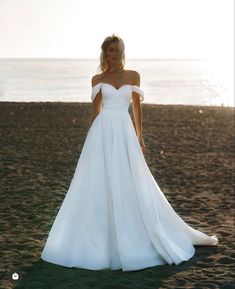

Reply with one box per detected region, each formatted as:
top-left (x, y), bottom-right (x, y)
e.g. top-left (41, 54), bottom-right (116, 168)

top-left (106, 41), bottom-right (119, 64)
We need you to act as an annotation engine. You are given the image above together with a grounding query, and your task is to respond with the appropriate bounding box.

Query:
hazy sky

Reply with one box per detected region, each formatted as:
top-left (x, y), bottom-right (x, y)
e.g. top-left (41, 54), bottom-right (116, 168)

top-left (0, 0), bottom-right (234, 60)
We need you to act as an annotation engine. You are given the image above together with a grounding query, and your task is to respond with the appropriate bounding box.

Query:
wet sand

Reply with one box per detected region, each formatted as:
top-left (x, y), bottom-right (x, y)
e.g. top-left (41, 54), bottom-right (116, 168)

top-left (0, 102), bottom-right (234, 289)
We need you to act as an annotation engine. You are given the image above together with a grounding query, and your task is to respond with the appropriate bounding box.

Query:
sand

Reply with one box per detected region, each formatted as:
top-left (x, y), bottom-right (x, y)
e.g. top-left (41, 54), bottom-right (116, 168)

top-left (0, 102), bottom-right (234, 289)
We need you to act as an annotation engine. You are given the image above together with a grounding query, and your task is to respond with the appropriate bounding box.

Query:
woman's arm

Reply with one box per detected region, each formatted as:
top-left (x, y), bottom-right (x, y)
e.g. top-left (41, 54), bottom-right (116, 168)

top-left (88, 77), bottom-right (102, 129)
top-left (131, 71), bottom-right (145, 154)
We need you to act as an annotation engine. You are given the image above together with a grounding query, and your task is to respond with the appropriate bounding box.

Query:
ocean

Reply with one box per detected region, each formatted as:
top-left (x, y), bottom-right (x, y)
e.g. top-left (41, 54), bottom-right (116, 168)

top-left (0, 58), bottom-right (233, 106)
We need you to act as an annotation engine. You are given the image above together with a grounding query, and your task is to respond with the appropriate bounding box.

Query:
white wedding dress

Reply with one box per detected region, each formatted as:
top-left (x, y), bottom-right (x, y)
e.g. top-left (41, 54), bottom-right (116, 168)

top-left (41, 82), bottom-right (218, 271)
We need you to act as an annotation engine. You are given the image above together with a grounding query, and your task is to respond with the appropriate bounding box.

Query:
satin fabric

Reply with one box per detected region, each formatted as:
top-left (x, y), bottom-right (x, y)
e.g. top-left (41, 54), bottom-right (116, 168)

top-left (41, 83), bottom-right (218, 271)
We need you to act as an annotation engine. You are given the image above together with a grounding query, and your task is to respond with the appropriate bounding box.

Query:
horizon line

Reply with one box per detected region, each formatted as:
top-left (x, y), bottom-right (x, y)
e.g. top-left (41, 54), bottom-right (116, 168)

top-left (0, 57), bottom-right (206, 61)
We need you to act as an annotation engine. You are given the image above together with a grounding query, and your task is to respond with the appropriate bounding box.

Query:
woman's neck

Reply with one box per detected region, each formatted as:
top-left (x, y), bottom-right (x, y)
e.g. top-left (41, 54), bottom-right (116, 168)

top-left (105, 66), bottom-right (123, 75)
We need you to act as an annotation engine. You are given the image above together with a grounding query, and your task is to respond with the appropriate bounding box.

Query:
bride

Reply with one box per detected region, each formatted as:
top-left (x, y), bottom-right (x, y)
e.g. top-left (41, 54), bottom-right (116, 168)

top-left (41, 34), bottom-right (218, 272)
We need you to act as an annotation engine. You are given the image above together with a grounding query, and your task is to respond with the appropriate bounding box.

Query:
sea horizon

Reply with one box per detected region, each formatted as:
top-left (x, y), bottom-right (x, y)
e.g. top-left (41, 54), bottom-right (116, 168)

top-left (0, 58), bottom-right (233, 107)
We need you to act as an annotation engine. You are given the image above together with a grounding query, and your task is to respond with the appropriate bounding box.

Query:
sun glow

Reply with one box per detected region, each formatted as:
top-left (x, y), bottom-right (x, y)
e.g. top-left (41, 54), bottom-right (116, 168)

top-left (205, 56), bottom-right (234, 106)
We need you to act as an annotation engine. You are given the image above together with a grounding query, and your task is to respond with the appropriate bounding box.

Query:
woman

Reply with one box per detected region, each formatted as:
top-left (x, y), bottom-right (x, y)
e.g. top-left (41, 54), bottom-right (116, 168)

top-left (88, 35), bottom-right (145, 154)
top-left (41, 34), bottom-right (218, 272)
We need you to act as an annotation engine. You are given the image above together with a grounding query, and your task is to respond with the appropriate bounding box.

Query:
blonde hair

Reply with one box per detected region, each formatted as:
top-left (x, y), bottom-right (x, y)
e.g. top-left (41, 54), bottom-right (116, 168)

top-left (97, 34), bottom-right (125, 74)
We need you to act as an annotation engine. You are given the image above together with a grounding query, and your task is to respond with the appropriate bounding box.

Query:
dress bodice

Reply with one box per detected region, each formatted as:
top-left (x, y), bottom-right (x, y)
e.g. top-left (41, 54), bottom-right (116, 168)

top-left (91, 83), bottom-right (144, 111)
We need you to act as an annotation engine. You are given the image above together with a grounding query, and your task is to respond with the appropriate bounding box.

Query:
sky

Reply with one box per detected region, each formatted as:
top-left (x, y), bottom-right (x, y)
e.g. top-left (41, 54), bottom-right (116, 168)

top-left (0, 0), bottom-right (234, 61)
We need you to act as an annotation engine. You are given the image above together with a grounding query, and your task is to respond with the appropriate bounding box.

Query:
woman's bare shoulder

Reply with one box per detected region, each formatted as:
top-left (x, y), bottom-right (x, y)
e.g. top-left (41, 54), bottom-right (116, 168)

top-left (91, 73), bottom-right (104, 87)
top-left (121, 70), bottom-right (139, 84)
top-left (125, 69), bottom-right (139, 75)
top-left (126, 70), bottom-right (140, 85)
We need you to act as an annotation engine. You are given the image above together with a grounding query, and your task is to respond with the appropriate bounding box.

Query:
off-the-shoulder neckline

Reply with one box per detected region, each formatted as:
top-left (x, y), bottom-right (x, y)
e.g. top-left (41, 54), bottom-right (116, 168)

top-left (92, 82), bottom-right (141, 91)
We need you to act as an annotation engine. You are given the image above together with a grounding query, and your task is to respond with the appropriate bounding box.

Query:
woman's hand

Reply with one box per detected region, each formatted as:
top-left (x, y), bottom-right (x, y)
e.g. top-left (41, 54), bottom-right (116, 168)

top-left (138, 136), bottom-right (146, 154)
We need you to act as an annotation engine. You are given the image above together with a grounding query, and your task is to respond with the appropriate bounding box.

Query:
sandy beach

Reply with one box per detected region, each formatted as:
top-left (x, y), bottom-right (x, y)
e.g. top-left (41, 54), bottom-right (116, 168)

top-left (0, 102), bottom-right (234, 289)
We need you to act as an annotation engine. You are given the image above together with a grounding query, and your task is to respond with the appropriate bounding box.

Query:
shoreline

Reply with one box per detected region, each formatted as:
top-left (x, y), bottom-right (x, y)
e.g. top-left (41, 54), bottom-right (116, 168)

top-left (0, 101), bottom-right (234, 109)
